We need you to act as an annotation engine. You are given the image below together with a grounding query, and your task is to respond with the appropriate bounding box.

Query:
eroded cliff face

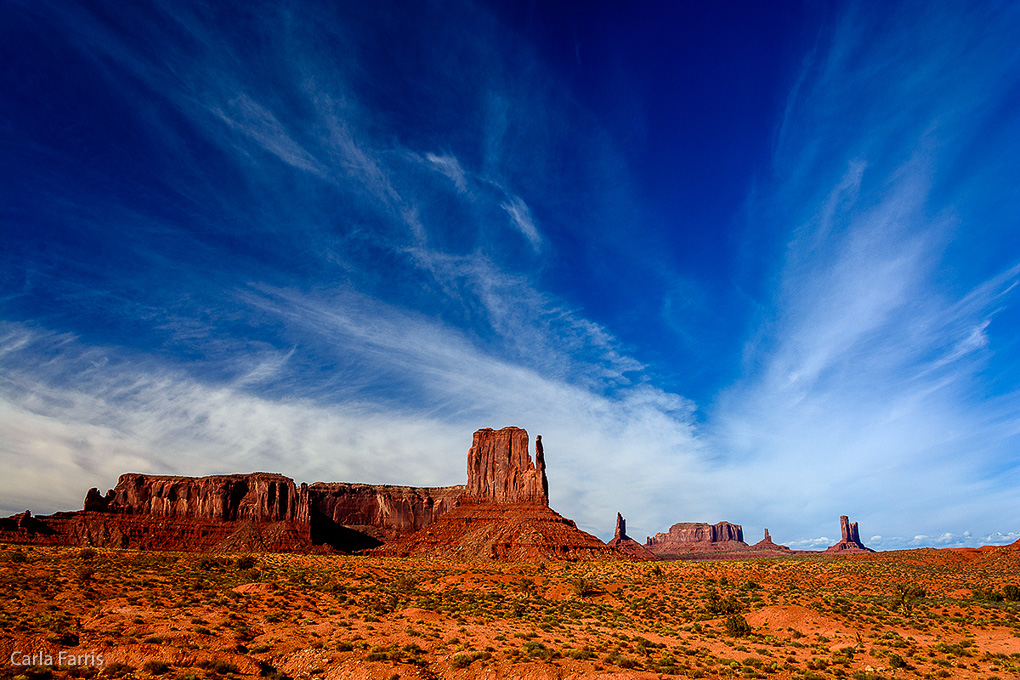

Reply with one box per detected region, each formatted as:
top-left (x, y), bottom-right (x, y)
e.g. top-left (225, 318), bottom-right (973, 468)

top-left (86, 473), bottom-right (308, 524)
top-left (465, 427), bottom-right (548, 505)
top-left (308, 482), bottom-right (463, 543)
top-left (2, 472), bottom-right (468, 553)
top-left (376, 428), bottom-right (623, 561)
top-left (645, 521), bottom-right (748, 555)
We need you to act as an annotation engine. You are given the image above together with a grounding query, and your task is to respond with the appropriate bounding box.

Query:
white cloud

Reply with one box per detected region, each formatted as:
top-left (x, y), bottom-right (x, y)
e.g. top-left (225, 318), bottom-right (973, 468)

top-left (500, 195), bottom-right (542, 252)
top-left (425, 153), bottom-right (468, 193)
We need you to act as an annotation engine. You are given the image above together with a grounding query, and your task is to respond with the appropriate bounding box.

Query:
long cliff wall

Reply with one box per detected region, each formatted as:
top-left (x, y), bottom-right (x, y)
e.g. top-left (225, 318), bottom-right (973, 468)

top-left (645, 521), bottom-right (748, 555)
top-left (86, 472), bottom-right (308, 524)
top-left (2, 472), bottom-right (466, 553)
top-left (307, 482), bottom-right (464, 543)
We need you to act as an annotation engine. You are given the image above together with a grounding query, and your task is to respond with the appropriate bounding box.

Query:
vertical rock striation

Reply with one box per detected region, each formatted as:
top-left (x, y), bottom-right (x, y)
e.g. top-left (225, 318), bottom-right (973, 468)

top-left (466, 427), bottom-right (548, 505)
top-left (376, 427), bottom-right (623, 561)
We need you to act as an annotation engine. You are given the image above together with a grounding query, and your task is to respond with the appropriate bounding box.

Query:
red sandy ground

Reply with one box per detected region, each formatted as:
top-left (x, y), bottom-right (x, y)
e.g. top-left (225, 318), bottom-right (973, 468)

top-left (1, 543), bottom-right (1019, 679)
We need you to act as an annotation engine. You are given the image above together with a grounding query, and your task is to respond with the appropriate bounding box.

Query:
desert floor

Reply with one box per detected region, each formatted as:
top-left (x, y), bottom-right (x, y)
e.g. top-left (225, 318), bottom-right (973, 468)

top-left (1, 544), bottom-right (1018, 679)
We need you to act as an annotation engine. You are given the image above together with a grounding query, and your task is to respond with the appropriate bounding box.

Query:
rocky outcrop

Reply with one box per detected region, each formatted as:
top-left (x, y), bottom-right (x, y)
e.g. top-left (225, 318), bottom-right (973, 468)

top-left (825, 515), bottom-right (873, 553)
top-left (2, 473), bottom-right (466, 554)
top-left (645, 521), bottom-right (749, 556)
top-left (86, 472), bottom-right (308, 524)
top-left (375, 500), bottom-right (618, 561)
top-left (466, 427), bottom-right (548, 504)
top-left (308, 482), bottom-right (463, 544)
top-left (750, 528), bottom-right (793, 553)
top-left (376, 427), bottom-right (623, 561)
top-left (606, 513), bottom-right (658, 560)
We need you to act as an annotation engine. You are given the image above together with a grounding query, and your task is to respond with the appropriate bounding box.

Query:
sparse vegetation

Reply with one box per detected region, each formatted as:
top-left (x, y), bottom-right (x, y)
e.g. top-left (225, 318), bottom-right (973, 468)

top-left (0, 544), bottom-right (1017, 678)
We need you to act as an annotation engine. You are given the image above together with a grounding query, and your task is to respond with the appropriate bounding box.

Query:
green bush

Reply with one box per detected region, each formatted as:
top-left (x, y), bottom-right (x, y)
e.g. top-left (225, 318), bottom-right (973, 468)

top-left (724, 614), bottom-right (752, 637)
top-left (236, 555), bottom-right (257, 570)
top-left (142, 660), bottom-right (171, 675)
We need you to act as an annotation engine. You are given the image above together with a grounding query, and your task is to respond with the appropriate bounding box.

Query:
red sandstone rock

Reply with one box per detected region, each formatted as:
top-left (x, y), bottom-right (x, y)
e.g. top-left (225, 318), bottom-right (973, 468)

top-left (466, 427), bottom-right (548, 505)
top-left (374, 499), bottom-right (621, 561)
top-left (645, 521), bottom-right (749, 556)
top-left (0, 472), bottom-right (468, 553)
top-left (824, 515), bottom-right (874, 553)
top-left (375, 428), bottom-right (625, 561)
top-left (750, 528), bottom-right (794, 553)
top-left (606, 513), bottom-right (658, 560)
top-left (308, 482), bottom-right (463, 542)
top-left (97, 472), bottom-right (308, 524)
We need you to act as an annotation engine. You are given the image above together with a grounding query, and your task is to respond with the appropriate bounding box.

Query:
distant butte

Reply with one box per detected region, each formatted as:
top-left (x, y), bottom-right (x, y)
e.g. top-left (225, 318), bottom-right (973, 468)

top-left (750, 528), bottom-right (794, 554)
top-left (824, 515), bottom-right (874, 554)
top-left (606, 513), bottom-right (658, 560)
top-left (645, 521), bottom-right (749, 557)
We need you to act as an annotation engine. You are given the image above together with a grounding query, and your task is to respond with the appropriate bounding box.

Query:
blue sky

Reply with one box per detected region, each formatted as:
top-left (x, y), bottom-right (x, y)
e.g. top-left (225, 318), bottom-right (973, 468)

top-left (3, 0), bottom-right (1020, 550)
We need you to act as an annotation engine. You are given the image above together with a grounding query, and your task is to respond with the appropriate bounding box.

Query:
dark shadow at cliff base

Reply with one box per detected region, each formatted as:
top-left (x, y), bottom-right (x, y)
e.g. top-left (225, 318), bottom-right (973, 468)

top-left (309, 508), bottom-right (382, 553)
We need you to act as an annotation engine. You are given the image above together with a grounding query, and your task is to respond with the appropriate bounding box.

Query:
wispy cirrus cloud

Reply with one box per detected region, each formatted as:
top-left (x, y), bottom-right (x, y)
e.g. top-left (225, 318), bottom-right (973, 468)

top-left (712, 2), bottom-right (1020, 546)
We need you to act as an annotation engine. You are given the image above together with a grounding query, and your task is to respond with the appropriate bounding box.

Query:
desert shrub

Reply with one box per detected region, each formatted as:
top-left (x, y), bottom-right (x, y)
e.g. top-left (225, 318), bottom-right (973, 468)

top-left (887, 653), bottom-right (908, 669)
top-left (724, 614), bottom-right (751, 637)
top-left (142, 660), bottom-right (171, 675)
top-left (1003, 584), bottom-right (1020, 602)
top-left (78, 548), bottom-right (98, 560)
top-left (389, 573), bottom-right (418, 592)
top-left (450, 654), bottom-right (473, 669)
top-left (972, 587), bottom-right (1004, 602)
top-left (892, 583), bottom-right (927, 611)
top-left (197, 660), bottom-right (239, 675)
top-left (524, 641), bottom-right (552, 660)
top-left (257, 662), bottom-right (290, 680)
top-left (704, 587), bottom-right (742, 614)
top-left (103, 663), bottom-right (135, 678)
top-left (77, 566), bottom-right (95, 583)
top-left (9, 548), bottom-right (28, 563)
top-left (568, 575), bottom-right (599, 599)
top-left (7, 668), bottom-right (52, 680)
top-left (236, 555), bottom-right (257, 570)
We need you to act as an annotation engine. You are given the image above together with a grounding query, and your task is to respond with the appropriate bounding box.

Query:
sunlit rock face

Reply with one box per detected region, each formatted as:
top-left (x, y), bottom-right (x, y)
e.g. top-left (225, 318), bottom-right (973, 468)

top-left (644, 521), bottom-right (749, 555)
top-left (376, 427), bottom-right (625, 561)
top-left (824, 515), bottom-right (874, 553)
top-left (465, 426), bottom-right (548, 505)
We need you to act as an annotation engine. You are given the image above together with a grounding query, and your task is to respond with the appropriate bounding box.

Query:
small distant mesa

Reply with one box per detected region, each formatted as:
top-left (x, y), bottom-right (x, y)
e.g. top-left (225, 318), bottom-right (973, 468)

top-left (2, 425), bottom-right (873, 561)
top-left (608, 514), bottom-right (873, 560)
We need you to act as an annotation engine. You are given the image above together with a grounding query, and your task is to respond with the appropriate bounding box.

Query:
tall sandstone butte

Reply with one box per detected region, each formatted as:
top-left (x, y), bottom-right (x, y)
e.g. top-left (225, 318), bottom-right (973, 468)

top-left (825, 515), bottom-right (873, 553)
top-left (375, 427), bottom-right (624, 561)
top-left (465, 427), bottom-right (548, 504)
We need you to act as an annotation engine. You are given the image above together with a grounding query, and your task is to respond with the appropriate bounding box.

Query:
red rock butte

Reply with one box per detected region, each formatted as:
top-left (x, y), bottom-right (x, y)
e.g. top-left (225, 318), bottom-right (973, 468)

top-left (374, 427), bottom-right (622, 561)
top-left (824, 515), bottom-right (874, 554)
top-left (606, 513), bottom-right (657, 560)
